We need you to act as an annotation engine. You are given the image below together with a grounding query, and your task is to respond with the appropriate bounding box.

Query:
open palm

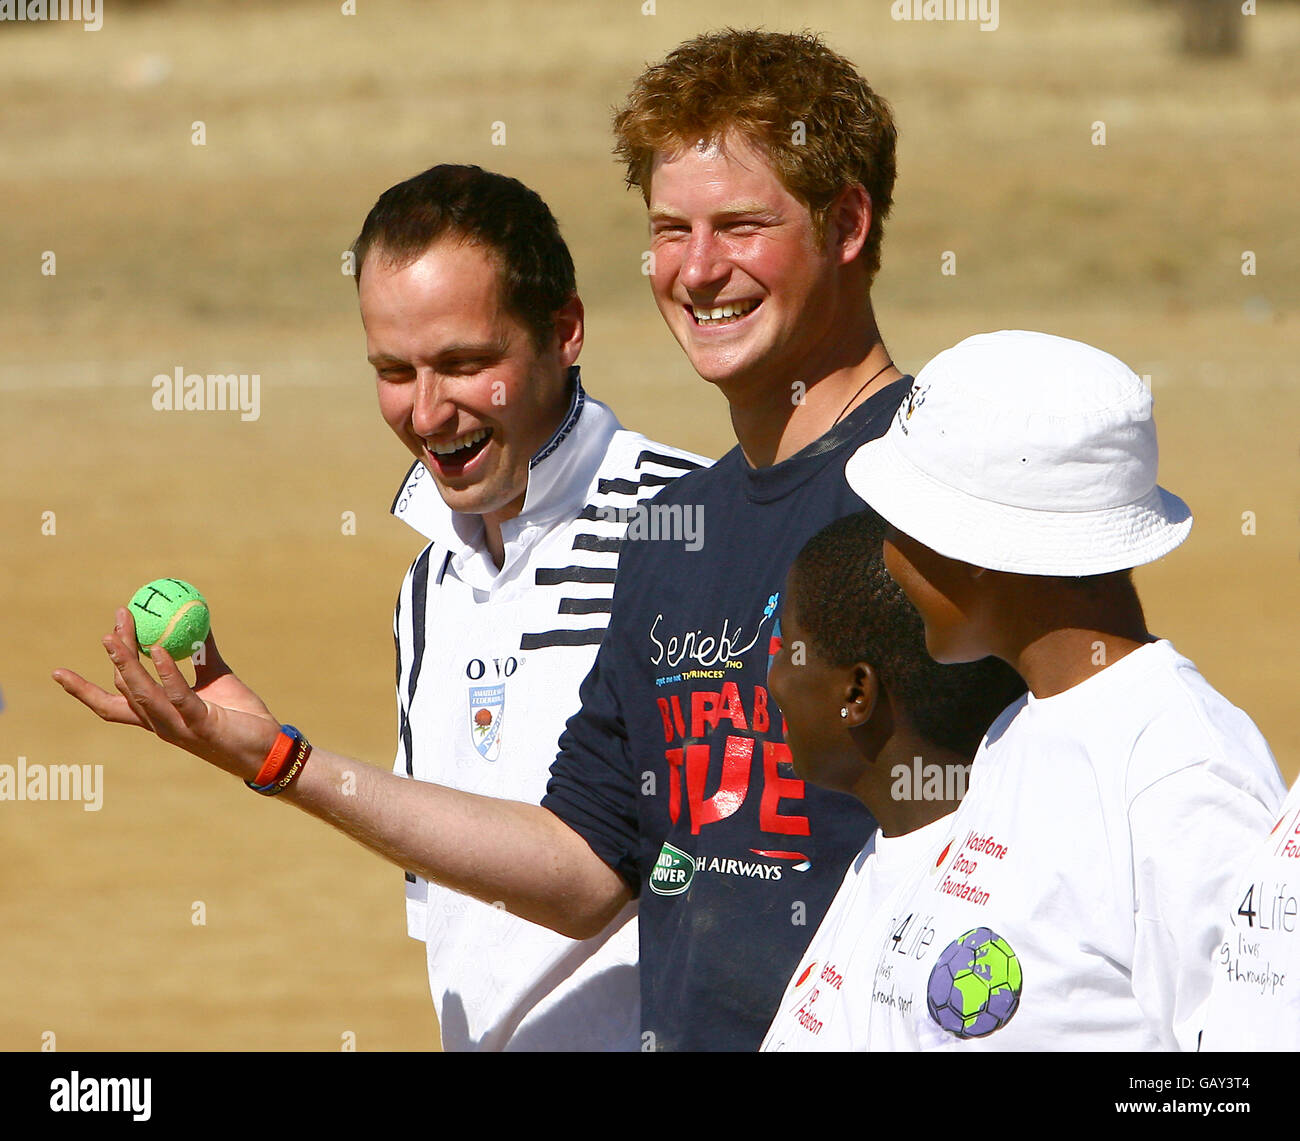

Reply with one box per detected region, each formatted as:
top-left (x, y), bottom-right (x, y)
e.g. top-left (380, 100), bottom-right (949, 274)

top-left (53, 607), bottom-right (281, 778)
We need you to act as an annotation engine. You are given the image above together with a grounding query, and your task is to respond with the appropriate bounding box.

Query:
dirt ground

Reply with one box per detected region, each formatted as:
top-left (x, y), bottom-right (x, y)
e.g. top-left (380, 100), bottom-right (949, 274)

top-left (1, 0), bottom-right (1296, 1052)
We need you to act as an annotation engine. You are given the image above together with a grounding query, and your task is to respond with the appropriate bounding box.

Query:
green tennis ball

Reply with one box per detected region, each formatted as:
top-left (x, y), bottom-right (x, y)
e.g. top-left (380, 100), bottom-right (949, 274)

top-left (128, 578), bottom-right (210, 660)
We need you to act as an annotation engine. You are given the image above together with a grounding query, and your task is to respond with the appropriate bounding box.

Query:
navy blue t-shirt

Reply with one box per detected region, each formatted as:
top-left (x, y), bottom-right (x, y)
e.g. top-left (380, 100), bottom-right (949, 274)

top-left (543, 379), bottom-right (911, 1051)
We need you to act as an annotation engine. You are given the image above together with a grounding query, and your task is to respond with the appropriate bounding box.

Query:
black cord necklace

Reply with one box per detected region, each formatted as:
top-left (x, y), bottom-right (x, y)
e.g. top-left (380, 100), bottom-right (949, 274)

top-left (833, 360), bottom-right (895, 426)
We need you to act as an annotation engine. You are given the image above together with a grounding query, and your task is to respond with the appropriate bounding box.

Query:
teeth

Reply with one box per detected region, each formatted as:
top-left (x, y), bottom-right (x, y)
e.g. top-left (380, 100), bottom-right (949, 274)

top-left (693, 300), bottom-right (759, 324)
top-left (428, 428), bottom-right (489, 456)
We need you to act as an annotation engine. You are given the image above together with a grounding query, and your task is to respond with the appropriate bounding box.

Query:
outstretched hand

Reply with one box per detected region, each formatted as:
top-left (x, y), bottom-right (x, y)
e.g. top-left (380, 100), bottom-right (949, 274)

top-left (53, 607), bottom-right (281, 780)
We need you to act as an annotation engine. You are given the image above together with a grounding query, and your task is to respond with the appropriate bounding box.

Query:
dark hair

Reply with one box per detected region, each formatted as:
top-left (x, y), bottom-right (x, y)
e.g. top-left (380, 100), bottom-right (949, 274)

top-left (1065, 569), bottom-right (1136, 592)
top-left (789, 510), bottom-right (1027, 757)
top-left (613, 28), bottom-right (897, 284)
top-left (351, 164), bottom-right (576, 348)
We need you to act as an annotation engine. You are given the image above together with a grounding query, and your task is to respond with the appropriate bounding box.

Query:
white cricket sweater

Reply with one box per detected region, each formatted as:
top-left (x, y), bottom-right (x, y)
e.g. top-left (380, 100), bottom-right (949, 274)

top-left (390, 372), bottom-right (709, 1051)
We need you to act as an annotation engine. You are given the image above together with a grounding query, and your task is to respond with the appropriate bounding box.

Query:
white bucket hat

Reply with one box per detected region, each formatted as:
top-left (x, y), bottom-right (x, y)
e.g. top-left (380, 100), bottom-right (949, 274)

top-left (844, 330), bottom-right (1192, 575)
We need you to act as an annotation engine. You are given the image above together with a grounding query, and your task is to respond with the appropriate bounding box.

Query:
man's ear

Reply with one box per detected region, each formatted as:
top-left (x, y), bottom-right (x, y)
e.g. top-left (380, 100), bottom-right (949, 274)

top-left (827, 184), bottom-right (871, 268)
top-left (553, 293), bottom-right (584, 369)
top-left (841, 661), bottom-right (880, 728)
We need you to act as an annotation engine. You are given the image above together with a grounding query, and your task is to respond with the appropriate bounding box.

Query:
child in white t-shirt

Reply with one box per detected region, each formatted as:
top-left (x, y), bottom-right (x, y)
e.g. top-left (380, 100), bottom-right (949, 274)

top-left (828, 330), bottom-right (1286, 1051)
top-left (762, 509), bottom-right (1025, 1050)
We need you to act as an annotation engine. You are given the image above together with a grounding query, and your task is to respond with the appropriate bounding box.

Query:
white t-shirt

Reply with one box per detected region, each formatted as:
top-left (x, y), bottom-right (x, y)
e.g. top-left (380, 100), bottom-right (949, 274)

top-left (765, 640), bottom-right (1284, 1052)
top-left (761, 815), bottom-right (953, 1051)
top-left (390, 374), bottom-right (709, 1051)
top-left (1200, 776), bottom-right (1300, 1050)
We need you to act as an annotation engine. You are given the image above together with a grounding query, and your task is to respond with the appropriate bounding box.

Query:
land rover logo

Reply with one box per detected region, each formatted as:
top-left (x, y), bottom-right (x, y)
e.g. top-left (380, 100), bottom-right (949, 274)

top-left (648, 841), bottom-right (695, 896)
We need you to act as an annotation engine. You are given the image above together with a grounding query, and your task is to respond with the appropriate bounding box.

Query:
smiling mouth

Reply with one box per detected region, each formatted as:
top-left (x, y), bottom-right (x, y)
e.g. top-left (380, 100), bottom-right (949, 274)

top-left (689, 299), bottom-right (761, 326)
top-left (425, 427), bottom-right (493, 477)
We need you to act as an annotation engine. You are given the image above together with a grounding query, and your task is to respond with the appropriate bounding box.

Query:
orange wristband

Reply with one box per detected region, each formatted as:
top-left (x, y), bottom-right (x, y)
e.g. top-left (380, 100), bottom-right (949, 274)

top-left (247, 726), bottom-right (312, 795)
top-left (250, 727), bottom-right (296, 787)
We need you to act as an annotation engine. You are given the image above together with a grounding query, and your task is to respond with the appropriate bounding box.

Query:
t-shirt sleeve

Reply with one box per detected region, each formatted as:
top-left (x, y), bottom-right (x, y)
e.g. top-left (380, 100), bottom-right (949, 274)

top-left (542, 632), bottom-right (643, 895)
top-left (1128, 759), bottom-right (1281, 1050)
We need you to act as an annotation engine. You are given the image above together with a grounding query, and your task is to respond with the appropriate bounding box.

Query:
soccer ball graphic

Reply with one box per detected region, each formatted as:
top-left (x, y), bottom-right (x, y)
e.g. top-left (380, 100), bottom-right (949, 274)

top-left (926, 927), bottom-right (1023, 1039)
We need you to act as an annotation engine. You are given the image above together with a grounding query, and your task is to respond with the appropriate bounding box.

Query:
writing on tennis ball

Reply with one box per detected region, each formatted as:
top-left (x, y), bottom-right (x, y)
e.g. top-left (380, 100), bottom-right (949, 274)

top-left (128, 578), bottom-right (211, 660)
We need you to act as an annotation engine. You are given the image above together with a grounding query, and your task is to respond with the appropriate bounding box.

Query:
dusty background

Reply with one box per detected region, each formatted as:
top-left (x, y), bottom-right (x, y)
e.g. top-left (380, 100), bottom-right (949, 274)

top-left (1, 0), bottom-right (1296, 1052)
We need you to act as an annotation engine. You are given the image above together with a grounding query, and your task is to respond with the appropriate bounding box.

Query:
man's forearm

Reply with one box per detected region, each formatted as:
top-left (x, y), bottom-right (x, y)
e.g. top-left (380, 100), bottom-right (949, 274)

top-left (52, 630), bottom-right (631, 942)
top-left (278, 744), bottom-right (631, 940)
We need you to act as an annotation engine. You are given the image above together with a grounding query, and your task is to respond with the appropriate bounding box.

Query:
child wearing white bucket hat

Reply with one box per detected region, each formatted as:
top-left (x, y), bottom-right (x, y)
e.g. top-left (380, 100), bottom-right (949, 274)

top-left (805, 330), bottom-right (1287, 1051)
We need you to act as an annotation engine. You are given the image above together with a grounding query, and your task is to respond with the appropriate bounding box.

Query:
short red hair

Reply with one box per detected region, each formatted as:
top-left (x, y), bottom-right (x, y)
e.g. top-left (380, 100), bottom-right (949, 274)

top-left (613, 29), bottom-right (898, 284)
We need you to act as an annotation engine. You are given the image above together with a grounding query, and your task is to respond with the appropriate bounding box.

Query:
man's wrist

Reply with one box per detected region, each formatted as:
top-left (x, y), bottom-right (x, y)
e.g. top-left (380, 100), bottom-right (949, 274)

top-left (246, 725), bottom-right (313, 795)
